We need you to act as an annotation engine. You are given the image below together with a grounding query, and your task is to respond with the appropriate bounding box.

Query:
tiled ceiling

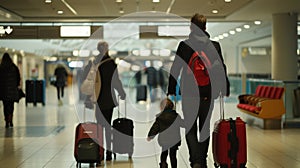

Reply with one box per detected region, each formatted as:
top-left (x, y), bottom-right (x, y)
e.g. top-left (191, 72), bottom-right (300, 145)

top-left (0, 0), bottom-right (299, 57)
top-left (0, 0), bottom-right (253, 21)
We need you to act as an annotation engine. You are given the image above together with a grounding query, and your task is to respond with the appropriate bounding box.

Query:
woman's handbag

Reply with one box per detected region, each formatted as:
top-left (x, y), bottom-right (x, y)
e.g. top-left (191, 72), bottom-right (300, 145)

top-left (18, 88), bottom-right (26, 102)
top-left (80, 58), bottom-right (112, 103)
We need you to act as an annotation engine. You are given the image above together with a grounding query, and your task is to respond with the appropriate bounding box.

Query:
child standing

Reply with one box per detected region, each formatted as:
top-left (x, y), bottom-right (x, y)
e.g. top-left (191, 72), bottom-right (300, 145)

top-left (147, 98), bottom-right (184, 168)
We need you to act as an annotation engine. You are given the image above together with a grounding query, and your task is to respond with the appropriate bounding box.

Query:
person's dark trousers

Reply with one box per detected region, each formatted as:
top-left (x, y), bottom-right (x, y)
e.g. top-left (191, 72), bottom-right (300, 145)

top-left (183, 95), bottom-right (213, 167)
top-left (56, 86), bottom-right (64, 100)
top-left (96, 107), bottom-right (114, 159)
top-left (161, 145), bottom-right (178, 168)
top-left (3, 100), bottom-right (14, 127)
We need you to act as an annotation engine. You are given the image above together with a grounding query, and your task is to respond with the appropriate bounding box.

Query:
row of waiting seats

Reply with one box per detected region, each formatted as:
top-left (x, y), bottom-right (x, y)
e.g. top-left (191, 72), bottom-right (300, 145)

top-left (237, 85), bottom-right (285, 119)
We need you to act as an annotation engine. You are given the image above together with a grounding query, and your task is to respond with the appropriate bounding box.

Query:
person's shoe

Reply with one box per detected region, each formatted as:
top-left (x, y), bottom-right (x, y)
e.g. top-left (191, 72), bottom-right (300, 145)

top-left (9, 122), bottom-right (13, 127)
top-left (5, 122), bottom-right (9, 128)
top-left (106, 151), bottom-right (112, 161)
top-left (159, 162), bottom-right (168, 168)
top-left (106, 155), bottom-right (112, 161)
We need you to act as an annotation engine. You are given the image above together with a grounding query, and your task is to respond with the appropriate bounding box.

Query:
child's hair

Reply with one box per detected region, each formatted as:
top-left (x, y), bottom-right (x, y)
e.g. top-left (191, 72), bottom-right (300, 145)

top-left (160, 98), bottom-right (174, 110)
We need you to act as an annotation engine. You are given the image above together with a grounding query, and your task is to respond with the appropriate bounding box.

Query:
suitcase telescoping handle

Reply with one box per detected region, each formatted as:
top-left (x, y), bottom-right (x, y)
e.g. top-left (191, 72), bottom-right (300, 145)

top-left (83, 104), bottom-right (96, 122)
top-left (118, 96), bottom-right (126, 118)
top-left (219, 92), bottom-right (225, 120)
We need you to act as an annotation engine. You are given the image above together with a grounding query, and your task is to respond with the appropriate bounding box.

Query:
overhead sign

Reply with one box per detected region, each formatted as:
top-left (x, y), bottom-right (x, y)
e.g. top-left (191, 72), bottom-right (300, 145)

top-left (60, 26), bottom-right (91, 37)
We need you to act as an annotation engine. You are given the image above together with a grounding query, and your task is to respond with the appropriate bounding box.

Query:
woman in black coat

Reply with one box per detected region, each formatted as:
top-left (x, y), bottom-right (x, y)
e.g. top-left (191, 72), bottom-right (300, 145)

top-left (82, 41), bottom-right (126, 161)
top-left (54, 64), bottom-right (68, 105)
top-left (0, 53), bottom-right (21, 128)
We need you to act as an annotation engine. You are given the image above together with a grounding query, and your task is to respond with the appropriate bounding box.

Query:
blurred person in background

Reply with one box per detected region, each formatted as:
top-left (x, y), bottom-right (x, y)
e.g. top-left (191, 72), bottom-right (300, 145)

top-left (0, 52), bottom-right (21, 128)
top-left (54, 63), bottom-right (68, 106)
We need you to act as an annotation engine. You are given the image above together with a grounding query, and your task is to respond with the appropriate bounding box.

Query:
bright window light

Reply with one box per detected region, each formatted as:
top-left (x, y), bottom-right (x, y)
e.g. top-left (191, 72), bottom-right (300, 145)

top-left (145, 61), bottom-right (151, 67)
top-left (131, 65), bottom-right (141, 71)
top-left (79, 50), bottom-right (90, 57)
top-left (224, 0), bottom-right (231, 2)
top-left (160, 49), bottom-right (171, 56)
top-left (153, 0), bottom-right (160, 2)
top-left (152, 49), bottom-right (160, 56)
top-left (45, 0), bottom-right (52, 3)
top-left (92, 50), bottom-right (99, 56)
top-left (140, 49), bottom-right (151, 56)
top-left (72, 50), bottom-right (79, 56)
top-left (218, 35), bottom-right (224, 39)
top-left (119, 60), bottom-right (131, 68)
top-left (158, 26), bottom-right (189, 36)
top-left (69, 61), bottom-right (84, 68)
top-left (132, 50), bottom-right (140, 56)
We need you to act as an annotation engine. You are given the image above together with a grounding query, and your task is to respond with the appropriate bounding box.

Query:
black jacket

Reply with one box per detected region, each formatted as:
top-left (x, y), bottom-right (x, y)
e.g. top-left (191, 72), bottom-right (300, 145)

top-left (54, 66), bottom-right (68, 87)
top-left (145, 66), bottom-right (158, 87)
top-left (148, 109), bottom-right (184, 148)
top-left (83, 55), bottom-right (126, 110)
top-left (0, 63), bottom-right (21, 102)
top-left (168, 30), bottom-right (230, 98)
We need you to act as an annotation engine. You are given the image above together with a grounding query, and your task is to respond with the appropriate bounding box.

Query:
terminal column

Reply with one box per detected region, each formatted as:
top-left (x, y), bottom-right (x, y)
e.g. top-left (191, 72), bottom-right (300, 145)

top-left (272, 13), bottom-right (298, 80)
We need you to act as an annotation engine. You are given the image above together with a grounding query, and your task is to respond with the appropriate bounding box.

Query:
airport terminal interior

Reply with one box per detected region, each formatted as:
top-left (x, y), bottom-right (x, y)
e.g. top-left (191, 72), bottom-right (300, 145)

top-left (0, 0), bottom-right (300, 167)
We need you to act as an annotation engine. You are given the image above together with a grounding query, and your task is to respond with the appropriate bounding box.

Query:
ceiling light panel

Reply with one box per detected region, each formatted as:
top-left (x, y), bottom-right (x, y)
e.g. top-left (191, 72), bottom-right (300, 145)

top-left (57, 10), bottom-right (64, 15)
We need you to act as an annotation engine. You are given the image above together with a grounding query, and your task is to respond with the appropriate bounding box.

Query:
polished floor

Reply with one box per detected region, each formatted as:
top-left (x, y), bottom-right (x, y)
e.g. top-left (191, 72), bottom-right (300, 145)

top-left (0, 85), bottom-right (300, 168)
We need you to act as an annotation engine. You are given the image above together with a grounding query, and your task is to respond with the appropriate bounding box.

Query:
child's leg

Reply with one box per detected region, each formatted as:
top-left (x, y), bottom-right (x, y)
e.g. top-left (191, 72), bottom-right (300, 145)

top-left (160, 150), bottom-right (168, 163)
top-left (169, 146), bottom-right (178, 168)
top-left (160, 147), bottom-right (169, 168)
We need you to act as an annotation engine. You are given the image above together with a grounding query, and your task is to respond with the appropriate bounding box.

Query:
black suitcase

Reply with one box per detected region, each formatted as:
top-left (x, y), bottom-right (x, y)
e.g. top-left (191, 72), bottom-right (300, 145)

top-left (25, 80), bottom-right (45, 106)
top-left (136, 85), bottom-right (147, 102)
top-left (112, 98), bottom-right (134, 158)
top-left (35, 80), bottom-right (45, 106)
top-left (25, 80), bottom-right (35, 105)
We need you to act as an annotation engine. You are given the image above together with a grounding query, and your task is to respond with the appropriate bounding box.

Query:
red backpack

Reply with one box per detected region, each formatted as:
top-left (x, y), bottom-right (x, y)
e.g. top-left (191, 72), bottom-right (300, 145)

top-left (187, 51), bottom-right (212, 86)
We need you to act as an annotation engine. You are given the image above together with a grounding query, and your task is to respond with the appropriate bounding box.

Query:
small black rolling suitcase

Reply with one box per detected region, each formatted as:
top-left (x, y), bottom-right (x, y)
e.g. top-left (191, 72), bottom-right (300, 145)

top-left (25, 80), bottom-right (35, 106)
top-left (35, 80), bottom-right (45, 106)
top-left (25, 80), bottom-right (45, 106)
top-left (74, 107), bottom-right (104, 168)
top-left (136, 84), bottom-right (147, 102)
top-left (112, 98), bottom-right (134, 159)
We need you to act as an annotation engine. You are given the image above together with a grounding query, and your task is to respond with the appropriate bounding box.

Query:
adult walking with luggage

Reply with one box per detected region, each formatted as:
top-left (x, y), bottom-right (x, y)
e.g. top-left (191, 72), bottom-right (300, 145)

top-left (168, 14), bottom-right (230, 168)
top-left (0, 52), bottom-right (21, 128)
top-left (82, 41), bottom-right (126, 162)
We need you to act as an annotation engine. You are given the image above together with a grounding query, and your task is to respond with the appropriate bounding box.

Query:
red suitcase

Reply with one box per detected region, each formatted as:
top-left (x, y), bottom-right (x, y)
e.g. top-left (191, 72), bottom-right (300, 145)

top-left (212, 95), bottom-right (247, 168)
top-left (74, 108), bottom-right (104, 167)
